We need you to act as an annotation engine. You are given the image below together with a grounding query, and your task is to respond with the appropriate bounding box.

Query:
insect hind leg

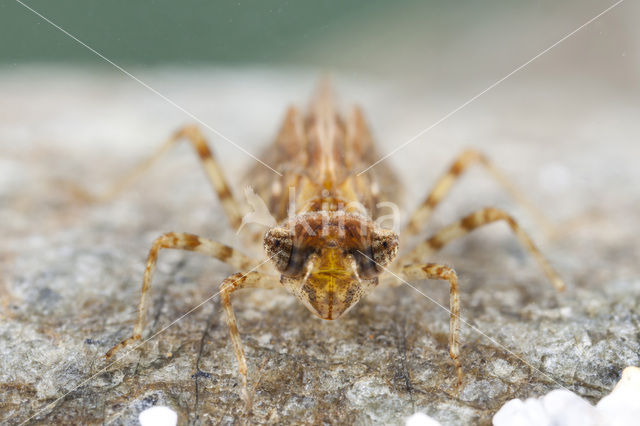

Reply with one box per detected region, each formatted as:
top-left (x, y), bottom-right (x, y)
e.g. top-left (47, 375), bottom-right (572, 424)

top-left (68, 125), bottom-right (244, 229)
top-left (404, 149), bottom-right (553, 238)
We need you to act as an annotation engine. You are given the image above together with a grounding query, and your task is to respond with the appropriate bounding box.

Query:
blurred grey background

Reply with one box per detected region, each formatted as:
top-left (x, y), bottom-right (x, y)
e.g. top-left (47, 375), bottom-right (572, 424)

top-left (1, 0), bottom-right (638, 220)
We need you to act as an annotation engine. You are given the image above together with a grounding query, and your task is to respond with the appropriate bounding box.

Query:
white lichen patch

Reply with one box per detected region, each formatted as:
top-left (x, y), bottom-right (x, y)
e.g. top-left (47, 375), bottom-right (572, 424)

top-left (138, 406), bottom-right (177, 426)
top-left (405, 411), bottom-right (442, 426)
top-left (493, 366), bottom-right (640, 426)
top-left (596, 366), bottom-right (640, 426)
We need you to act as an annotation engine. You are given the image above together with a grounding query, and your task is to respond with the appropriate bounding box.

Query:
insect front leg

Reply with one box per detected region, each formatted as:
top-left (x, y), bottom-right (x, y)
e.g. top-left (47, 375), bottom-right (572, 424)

top-left (404, 149), bottom-right (552, 237)
top-left (219, 271), bottom-right (280, 409)
top-left (105, 232), bottom-right (256, 359)
top-left (400, 263), bottom-right (462, 387)
top-left (401, 207), bottom-right (565, 291)
top-left (71, 125), bottom-right (244, 229)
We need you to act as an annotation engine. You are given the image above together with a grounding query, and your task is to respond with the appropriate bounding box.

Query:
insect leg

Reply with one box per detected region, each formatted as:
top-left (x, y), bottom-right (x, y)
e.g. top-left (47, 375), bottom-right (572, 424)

top-left (400, 263), bottom-right (462, 387)
top-left (105, 232), bottom-right (256, 359)
top-left (402, 207), bottom-right (565, 291)
top-left (404, 149), bottom-right (552, 237)
top-left (72, 125), bottom-right (243, 228)
top-left (219, 271), bottom-right (280, 408)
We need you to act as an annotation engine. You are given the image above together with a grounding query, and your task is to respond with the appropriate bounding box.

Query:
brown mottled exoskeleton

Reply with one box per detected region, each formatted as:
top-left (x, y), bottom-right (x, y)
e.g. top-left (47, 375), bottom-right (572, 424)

top-left (103, 80), bottom-right (564, 406)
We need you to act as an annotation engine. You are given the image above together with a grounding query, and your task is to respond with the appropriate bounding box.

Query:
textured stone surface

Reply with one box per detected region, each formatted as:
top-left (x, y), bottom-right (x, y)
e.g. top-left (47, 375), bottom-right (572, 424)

top-left (1, 69), bottom-right (639, 425)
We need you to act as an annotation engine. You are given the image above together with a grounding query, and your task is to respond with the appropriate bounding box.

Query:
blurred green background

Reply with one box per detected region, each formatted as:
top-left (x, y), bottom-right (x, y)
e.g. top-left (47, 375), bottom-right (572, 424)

top-left (3, 0), bottom-right (474, 66)
top-left (2, 0), bottom-right (637, 90)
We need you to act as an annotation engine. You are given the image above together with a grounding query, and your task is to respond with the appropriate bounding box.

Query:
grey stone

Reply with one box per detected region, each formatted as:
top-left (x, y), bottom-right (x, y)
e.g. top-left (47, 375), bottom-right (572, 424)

top-left (0, 69), bottom-right (639, 425)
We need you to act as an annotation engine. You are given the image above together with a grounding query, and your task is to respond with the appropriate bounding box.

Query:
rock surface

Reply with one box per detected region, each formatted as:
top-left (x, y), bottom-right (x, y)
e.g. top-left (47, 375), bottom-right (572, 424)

top-left (1, 69), bottom-right (639, 425)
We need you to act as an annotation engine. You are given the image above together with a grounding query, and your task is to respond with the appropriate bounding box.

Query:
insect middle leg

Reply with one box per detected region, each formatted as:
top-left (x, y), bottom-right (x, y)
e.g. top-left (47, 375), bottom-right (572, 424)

top-left (404, 149), bottom-right (552, 237)
top-left (105, 232), bottom-right (257, 359)
top-left (73, 125), bottom-right (243, 229)
top-left (402, 207), bottom-right (565, 291)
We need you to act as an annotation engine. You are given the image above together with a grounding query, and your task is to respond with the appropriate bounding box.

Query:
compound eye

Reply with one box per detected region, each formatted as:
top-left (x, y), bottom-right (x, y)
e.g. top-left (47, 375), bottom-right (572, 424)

top-left (352, 227), bottom-right (399, 279)
top-left (264, 227), bottom-right (293, 272)
top-left (371, 228), bottom-right (399, 272)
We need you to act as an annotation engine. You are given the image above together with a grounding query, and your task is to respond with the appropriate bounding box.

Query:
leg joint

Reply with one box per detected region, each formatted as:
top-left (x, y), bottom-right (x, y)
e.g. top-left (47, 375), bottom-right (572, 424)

top-left (460, 207), bottom-right (514, 231)
top-left (220, 272), bottom-right (248, 293)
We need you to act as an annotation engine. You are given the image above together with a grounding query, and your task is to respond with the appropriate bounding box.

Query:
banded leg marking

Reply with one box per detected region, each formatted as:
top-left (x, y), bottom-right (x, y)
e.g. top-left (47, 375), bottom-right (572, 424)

top-left (105, 232), bottom-right (256, 359)
top-left (175, 126), bottom-right (243, 229)
top-left (404, 149), bottom-right (552, 237)
top-left (219, 272), bottom-right (280, 407)
top-left (73, 125), bottom-right (243, 229)
top-left (404, 207), bottom-right (565, 291)
top-left (401, 263), bottom-right (462, 386)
